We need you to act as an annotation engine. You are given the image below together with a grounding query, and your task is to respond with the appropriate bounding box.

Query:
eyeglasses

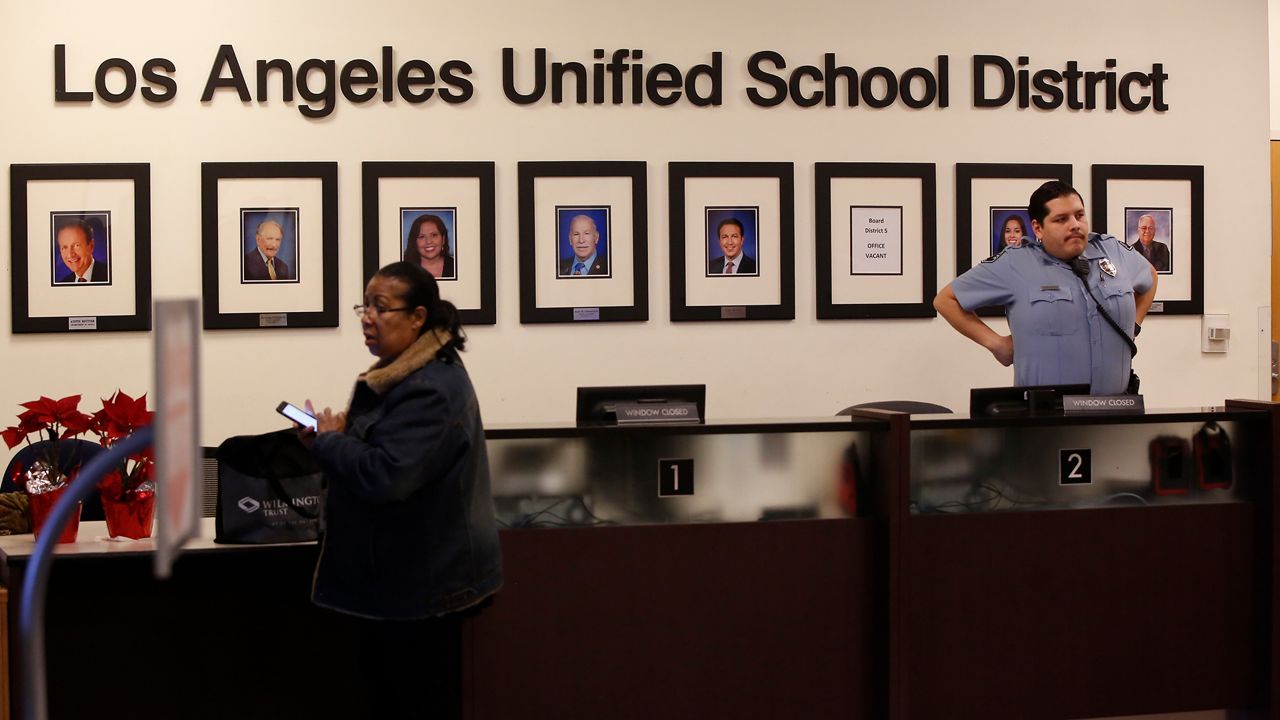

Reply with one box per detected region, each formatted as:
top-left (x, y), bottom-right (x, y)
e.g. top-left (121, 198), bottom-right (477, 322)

top-left (352, 304), bottom-right (411, 319)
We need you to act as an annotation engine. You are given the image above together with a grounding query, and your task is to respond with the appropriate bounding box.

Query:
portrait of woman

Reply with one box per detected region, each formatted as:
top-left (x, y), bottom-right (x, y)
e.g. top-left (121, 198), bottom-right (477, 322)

top-left (402, 212), bottom-right (457, 280)
top-left (989, 208), bottom-right (1033, 256)
top-left (999, 215), bottom-right (1027, 250)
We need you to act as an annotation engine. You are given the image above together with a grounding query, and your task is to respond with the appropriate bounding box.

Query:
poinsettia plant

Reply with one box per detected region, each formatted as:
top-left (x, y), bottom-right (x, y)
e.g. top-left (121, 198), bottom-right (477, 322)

top-left (87, 390), bottom-right (155, 502)
top-left (1, 395), bottom-right (94, 493)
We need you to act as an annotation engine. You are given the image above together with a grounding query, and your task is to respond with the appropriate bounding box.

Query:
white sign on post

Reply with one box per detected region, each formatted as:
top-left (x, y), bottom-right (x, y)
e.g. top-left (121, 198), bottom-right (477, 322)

top-left (154, 299), bottom-right (201, 579)
top-left (850, 206), bottom-right (903, 275)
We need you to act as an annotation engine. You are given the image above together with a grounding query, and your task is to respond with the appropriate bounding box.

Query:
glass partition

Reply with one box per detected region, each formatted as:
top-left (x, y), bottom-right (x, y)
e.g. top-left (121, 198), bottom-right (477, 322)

top-left (487, 422), bottom-right (877, 527)
top-left (909, 415), bottom-right (1255, 514)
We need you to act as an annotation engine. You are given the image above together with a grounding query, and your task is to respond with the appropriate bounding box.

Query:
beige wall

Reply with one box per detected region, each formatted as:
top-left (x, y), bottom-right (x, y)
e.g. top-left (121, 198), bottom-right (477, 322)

top-left (0, 0), bottom-right (1270, 444)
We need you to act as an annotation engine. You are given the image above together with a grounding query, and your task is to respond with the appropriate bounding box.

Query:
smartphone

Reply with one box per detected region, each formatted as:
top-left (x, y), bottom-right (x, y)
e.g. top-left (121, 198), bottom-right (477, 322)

top-left (276, 401), bottom-right (318, 430)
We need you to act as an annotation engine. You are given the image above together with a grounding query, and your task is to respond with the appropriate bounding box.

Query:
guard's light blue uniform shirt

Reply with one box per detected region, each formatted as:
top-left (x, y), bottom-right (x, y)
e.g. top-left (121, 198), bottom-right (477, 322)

top-left (952, 232), bottom-right (1153, 395)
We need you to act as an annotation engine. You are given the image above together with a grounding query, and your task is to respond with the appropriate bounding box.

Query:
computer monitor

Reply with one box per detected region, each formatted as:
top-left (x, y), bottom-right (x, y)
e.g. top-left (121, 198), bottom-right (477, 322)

top-left (969, 383), bottom-right (1091, 418)
top-left (575, 384), bottom-right (706, 426)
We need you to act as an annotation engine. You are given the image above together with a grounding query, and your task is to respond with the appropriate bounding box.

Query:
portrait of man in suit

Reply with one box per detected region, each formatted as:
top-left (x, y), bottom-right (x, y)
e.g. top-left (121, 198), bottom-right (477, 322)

top-left (241, 209), bottom-right (299, 283)
top-left (52, 214), bottom-right (110, 285)
top-left (556, 208), bottom-right (610, 278)
top-left (1125, 208), bottom-right (1172, 274)
top-left (705, 207), bottom-right (759, 277)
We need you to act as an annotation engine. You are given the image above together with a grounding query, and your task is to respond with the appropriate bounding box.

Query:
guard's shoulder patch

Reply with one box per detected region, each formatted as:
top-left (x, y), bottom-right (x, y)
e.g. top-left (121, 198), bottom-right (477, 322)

top-left (981, 247), bottom-right (1009, 264)
top-left (1097, 232), bottom-right (1134, 252)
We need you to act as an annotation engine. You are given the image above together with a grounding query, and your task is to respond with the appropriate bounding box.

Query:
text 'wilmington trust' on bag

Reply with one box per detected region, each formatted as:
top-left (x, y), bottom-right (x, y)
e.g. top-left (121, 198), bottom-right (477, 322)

top-left (215, 429), bottom-right (325, 544)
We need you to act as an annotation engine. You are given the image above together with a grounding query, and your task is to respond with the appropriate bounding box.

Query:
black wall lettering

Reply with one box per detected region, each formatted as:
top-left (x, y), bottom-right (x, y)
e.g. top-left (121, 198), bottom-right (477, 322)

top-left (550, 61), bottom-right (586, 103)
top-left (256, 59), bottom-right (295, 102)
top-left (900, 66), bottom-right (937, 109)
top-left (54, 44), bottom-right (92, 102)
top-left (824, 53), bottom-right (858, 107)
top-left (340, 59), bottom-right (378, 103)
top-left (94, 58), bottom-right (136, 103)
top-left (685, 52), bottom-right (721, 106)
top-left (973, 54), bottom-right (1012, 107)
top-left (746, 50), bottom-right (787, 107)
top-left (296, 58), bottom-right (336, 118)
top-left (44, 45), bottom-right (1168, 115)
top-left (860, 67), bottom-right (897, 108)
top-left (439, 60), bottom-right (474, 103)
top-left (202, 44), bottom-right (250, 102)
top-left (140, 58), bottom-right (177, 102)
top-left (1119, 71), bottom-right (1151, 111)
top-left (1150, 64), bottom-right (1168, 111)
top-left (645, 63), bottom-right (682, 105)
top-left (503, 47), bottom-right (545, 104)
top-left (788, 65), bottom-right (823, 107)
top-left (397, 59), bottom-right (435, 103)
top-left (1031, 69), bottom-right (1064, 109)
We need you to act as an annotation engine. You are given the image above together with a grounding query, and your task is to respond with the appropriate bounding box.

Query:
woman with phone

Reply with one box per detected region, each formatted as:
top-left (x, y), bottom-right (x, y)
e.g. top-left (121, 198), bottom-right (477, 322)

top-left (299, 260), bottom-right (501, 718)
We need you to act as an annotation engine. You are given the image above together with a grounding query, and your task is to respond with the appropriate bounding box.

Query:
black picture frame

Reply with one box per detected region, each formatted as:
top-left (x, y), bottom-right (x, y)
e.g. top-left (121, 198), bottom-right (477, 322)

top-left (669, 162), bottom-right (795, 321)
top-left (361, 162), bottom-right (496, 326)
top-left (815, 162), bottom-right (936, 319)
top-left (955, 163), bottom-right (1073, 316)
top-left (518, 161), bottom-right (648, 324)
top-left (10, 163), bottom-right (152, 333)
top-left (201, 162), bottom-right (338, 330)
top-left (1091, 164), bottom-right (1204, 316)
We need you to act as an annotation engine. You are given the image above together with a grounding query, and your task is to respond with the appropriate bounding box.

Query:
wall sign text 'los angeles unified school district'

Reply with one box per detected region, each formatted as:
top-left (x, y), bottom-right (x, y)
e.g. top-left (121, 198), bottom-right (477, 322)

top-left (54, 45), bottom-right (1171, 119)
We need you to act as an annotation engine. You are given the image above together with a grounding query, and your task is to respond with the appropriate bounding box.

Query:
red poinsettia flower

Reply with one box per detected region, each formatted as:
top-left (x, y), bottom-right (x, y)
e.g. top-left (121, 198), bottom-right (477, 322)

top-left (1, 427), bottom-right (26, 450)
top-left (18, 395), bottom-right (92, 435)
top-left (4, 394), bottom-right (93, 491)
top-left (87, 391), bottom-right (156, 501)
top-left (89, 391), bottom-right (154, 445)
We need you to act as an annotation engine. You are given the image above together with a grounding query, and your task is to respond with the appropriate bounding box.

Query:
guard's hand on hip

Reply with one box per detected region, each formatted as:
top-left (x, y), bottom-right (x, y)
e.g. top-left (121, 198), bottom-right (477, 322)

top-left (988, 335), bottom-right (1014, 367)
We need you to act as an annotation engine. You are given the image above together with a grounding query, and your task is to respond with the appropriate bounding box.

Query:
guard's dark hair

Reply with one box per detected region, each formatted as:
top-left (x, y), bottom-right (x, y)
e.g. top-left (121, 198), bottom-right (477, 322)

top-left (56, 218), bottom-right (96, 245)
top-left (716, 217), bottom-right (744, 236)
top-left (1027, 181), bottom-right (1084, 227)
top-left (403, 214), bottom-right (453, 267)
top-left (375, 261), bottom-right (466, 351)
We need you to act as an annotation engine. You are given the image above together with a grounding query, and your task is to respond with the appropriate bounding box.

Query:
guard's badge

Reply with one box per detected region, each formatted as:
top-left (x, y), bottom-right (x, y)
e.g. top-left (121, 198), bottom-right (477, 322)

top-left (1099, 258), bottom-right (1118, 277)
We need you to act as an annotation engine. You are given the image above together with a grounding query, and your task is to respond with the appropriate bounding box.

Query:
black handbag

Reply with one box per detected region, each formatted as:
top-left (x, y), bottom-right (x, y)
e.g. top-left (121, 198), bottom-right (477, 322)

top-left (215, 429), bottom-right (325, 544)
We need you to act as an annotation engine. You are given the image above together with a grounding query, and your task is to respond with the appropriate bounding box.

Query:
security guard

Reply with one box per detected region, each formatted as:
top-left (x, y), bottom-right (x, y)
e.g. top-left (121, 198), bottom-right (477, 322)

top-left (934, 181), bottom-right (1158, 395)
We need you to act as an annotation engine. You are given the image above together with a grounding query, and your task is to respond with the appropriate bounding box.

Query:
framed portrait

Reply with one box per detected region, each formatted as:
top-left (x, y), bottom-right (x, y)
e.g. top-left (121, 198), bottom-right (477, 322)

top-left (240, 209), bottom-right (299, 284)
top-left (989, 207), bottom-right (1034, 257)
top-left (956, 163), bottom-right (1072, 316)
top-left (201, 162), bottom-right (338, 330)
top-left (705, 207), bottom-right (760, 277)
top-left (669, 162), bottom-right (794, 321)
top-left (1123, 208), bottom-right (1173, 274)
top-left (1091, 164), bottom-right (1203, 315)
top-left (401, 208), bottom-right (457, 280)
top-left (815, 162), bottom-right (937, 319)
top-left (518, 161), bottom-right (648, 324)
top-left (556, 206), bottom-right (612, 278)
top-left (10, 163), bottom-right (151, 333)
top-left (362, 162), bottom-right (495, 325)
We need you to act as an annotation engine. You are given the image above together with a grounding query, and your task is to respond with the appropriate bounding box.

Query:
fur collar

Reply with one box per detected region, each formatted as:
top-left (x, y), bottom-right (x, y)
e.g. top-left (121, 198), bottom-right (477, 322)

top-left (361, 329), bottom-right (452, 395)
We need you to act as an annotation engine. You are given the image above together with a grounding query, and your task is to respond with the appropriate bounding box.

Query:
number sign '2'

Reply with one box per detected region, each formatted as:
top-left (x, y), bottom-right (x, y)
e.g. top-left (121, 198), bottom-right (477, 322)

top-left (1059, 448), bottom-right (1092, 485)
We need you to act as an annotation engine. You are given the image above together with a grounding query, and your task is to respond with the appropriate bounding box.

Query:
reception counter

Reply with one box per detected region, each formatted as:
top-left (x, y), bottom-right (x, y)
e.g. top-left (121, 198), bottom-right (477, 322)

top-left (0, 402), bottom-right (1275, 719)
